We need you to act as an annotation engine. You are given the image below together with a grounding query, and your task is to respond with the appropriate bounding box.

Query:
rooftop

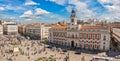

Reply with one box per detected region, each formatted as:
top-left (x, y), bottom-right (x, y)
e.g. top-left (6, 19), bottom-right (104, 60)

top-left (80, 25), bottom-right (109, 30)
top-left (52, 24), bottom-right (67, 29)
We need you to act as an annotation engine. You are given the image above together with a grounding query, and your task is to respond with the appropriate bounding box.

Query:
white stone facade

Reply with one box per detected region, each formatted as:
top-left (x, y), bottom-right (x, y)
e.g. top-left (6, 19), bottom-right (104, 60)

top-left (49, 10), bottom-right (110, 51)
top-left (25, 25), bottom-right (51, 40)
top-left (3, 24), bottom-right (18, 35)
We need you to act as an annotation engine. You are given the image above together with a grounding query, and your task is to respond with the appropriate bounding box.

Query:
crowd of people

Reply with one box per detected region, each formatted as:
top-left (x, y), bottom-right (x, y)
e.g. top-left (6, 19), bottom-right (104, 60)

top-left (0, 35), bottom-right (69, 61)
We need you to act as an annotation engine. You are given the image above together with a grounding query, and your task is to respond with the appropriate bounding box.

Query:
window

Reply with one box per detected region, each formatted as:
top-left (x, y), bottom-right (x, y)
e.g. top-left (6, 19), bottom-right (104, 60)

top-left (84, 33), bottom-right (86, 39)
top-left (103, 42), bottom-right (105, 44)
top-left (76, 34), bottom-right (77, 38)
top-left (93, 34), bottom-right (95, 40)
top-left (72, 34), bottom-right (74, 38)
top-left (76, 43), bottom-right (77, 47)
top-left (76, 27), bottom-right (78, 29)
top-left (97, 34), bottom-right (100, 40)
top-left (88, 34), bottom-right (90, 40)
top-left (103, 46), bottom-right (105, 50)
top-left (103, 36), bottom-right (106, 40)
top-left (80, 33), bottom-right (82, 39)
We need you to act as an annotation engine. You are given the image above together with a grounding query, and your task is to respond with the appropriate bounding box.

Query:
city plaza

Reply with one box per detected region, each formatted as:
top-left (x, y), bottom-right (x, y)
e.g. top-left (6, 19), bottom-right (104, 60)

top-left (0, 35), bottom-right (120, 61)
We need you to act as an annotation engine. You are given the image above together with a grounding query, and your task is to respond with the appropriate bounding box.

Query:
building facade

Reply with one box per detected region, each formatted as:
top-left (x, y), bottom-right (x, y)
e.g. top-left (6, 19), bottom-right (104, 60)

top-left (0, 25), bottom-right (3, 35)
top-left (25, 24), bottom-right (51, 40)
top-left (112, 28), bottom-right (120, 51)
top-left (1, 21), bottom-right (18, 35)
top-left (18, 25), bottom-right (26, 35)
top-left (49, 10), bottom-right (110, 51)
top-left (110, 22), bottom-right (120, 28)
top-left (3, 24), bottom-right (18, 35)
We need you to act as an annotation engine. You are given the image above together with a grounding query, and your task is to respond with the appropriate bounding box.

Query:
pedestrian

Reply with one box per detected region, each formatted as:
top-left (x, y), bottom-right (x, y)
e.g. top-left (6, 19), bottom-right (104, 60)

top-left (81, 56), bottom-right (85, 61)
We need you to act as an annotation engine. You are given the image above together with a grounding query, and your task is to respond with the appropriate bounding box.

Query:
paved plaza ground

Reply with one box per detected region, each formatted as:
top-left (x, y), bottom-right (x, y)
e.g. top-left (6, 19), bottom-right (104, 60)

top-left (0, 35), bottom-right (120, 61)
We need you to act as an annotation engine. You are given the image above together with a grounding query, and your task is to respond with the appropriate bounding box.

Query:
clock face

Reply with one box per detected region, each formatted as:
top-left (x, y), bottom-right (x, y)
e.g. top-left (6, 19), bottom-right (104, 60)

top-left (71, 19), bottom-right (74, 22)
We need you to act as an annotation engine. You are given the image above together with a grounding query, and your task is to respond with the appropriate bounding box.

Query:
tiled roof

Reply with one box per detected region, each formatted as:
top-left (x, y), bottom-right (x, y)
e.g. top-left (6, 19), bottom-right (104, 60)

top-left (52, 24), bottom-right (67, 29)
top-left (80, 25), bottom-right (109, 30)
top-left (27, 23), bottom-right (43, 26)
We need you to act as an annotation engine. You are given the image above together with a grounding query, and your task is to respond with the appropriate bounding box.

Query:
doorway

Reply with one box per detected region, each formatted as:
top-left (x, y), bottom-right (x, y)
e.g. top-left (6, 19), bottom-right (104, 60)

top-left (71, 41), bottom-right (74, 47)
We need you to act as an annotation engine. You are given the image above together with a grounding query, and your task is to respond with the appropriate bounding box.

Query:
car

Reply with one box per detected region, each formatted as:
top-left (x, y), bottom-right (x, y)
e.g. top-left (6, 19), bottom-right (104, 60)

top-left (62, 49), bottom-right (67, 52)
top-left (115, 55), bottom-right (120, 59)
top-left (74, 51), bottom-right (81, 54)
top-left (56, 48), bottom-right (62, 52)
top-left (60, 52), bottom-right (65, 54)
top-left (47, 46), bottom-right (52, 48)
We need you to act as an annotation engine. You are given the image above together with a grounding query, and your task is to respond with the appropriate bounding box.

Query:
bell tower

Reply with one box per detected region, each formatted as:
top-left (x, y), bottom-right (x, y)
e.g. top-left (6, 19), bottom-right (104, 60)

top-left (70, 9), bottom-right (77, 25)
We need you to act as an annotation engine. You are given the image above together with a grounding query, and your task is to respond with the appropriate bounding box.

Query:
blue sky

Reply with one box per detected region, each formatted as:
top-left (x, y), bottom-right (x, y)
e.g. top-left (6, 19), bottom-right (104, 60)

top-left (0, 0), bottom-right (120, 23)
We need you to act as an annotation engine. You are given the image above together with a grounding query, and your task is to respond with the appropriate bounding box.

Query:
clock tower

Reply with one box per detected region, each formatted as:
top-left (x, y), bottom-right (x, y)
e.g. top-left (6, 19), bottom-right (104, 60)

top-left (70, 9), bottom-right (77, 25)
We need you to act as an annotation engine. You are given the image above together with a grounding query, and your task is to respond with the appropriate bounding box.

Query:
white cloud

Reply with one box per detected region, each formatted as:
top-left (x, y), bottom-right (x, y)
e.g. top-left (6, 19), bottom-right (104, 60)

top-left (67, 0), bottom-right (93, 19)
top-left (105, 5), bottom-right (120, 13)
top-left (98, 0), bottom-right (112, 4)
top-left (25, 18), bottom-right (32, 21)
top-left (20, 10), bottom-right (33, 18)
top-left (98, 0), bottom-right (120, 21)
top-left (10, 17), bottom-right (15, 19)
top-left (47, 0), bottom-right (66, 5)
top-left (20, 8), bottom-right (50, 19)
top-left (35, 8), bottom-right (50, 15)
top-left (47, 0), bottom-right (93, 19)
top-left (4, 4), bottom-right (26, 12)
top-left (98, 0), bottom-right (120, 13)
top-left (25, 0), bottom-right (39, 5)
top-left (49, 0), bottom-right (56, 2)
top-left (0, 7), bottom-right (5, 11)
top-left (66, 5), bottom-right (73, 12)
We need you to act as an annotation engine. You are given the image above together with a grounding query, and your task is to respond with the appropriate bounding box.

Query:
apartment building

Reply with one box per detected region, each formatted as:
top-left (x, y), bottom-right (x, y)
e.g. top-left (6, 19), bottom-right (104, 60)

top-left (25, 24), bottom-right (51, 40)
top-left (0, 21), bottom-right (18, 35)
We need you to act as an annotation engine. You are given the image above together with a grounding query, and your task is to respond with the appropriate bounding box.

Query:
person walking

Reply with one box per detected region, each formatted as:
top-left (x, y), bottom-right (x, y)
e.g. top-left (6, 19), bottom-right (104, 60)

top-left (81, 56), bottom-right (85, 61)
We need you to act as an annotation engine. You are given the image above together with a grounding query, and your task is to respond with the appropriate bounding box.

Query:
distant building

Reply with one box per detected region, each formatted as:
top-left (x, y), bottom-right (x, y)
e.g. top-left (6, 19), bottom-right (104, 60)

top-left (0, 25), bottom-right (3, 35)
top-left (3, 24), bottom-right (18, 35)
top-left (77, 20), bottom-right (84, 24)
top-left (49, 10), bottom-right (110, 51)
top-left (57, 21), bottom-right (67, 25)
top-left (87, 19), bottom-right (107, 26)
top-left (18, 25), bottom-right (26, 35)
top-left (1, 21), bottom-right (18, 35)
top-left (1, 20), bottom-right (16, 25)
top-left (112, 28), bottom-right (120, 51)
top-left (110, 22), bottom-right (120, 28)
top-left (25, 24), bottom-right (51, 40)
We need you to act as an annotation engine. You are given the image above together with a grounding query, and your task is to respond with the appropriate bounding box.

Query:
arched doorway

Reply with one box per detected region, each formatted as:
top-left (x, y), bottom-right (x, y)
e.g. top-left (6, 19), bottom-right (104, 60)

top-left (71, 41), bottom-right (74, 47)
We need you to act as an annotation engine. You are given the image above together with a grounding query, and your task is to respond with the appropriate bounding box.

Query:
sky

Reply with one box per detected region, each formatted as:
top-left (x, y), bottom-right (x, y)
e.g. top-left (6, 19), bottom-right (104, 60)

top-left (0, 0), bottom-right (120, 24)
